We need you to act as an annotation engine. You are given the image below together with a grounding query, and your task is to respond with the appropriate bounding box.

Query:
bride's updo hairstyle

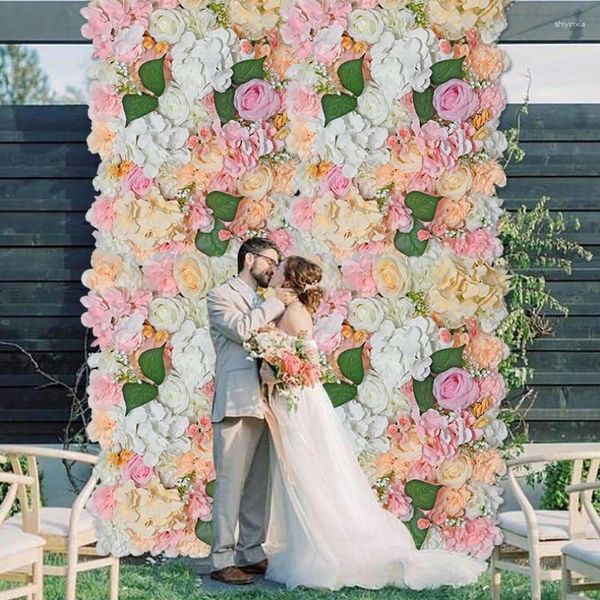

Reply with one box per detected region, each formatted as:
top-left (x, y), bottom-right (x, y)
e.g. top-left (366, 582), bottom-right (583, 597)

top-left (283, 256), bottom-right (323, 315)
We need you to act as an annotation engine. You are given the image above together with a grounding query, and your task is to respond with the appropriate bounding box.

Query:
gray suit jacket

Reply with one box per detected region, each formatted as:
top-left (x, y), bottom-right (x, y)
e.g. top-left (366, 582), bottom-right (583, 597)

top-left (207, 276), bottom-right (286, 423)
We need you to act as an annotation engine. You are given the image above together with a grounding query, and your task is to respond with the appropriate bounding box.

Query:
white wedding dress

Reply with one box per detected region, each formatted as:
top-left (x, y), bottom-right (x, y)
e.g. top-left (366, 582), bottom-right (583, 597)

top-left (261, 339), bottom-right (488, 591)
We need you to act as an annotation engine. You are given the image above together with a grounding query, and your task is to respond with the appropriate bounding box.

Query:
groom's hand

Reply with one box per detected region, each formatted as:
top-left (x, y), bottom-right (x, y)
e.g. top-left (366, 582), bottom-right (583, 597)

top-left (275, 288), bottom-right (298, 306)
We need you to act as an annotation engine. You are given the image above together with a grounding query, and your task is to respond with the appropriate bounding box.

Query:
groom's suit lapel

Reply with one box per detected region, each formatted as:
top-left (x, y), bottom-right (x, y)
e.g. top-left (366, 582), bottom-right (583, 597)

top-left (226, 276), bottom-right (255, 310)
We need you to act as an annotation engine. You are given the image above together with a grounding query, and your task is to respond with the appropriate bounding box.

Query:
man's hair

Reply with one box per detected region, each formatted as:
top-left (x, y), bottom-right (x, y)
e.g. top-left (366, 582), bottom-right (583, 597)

top-left (237, 237), bottom-right (280, 273)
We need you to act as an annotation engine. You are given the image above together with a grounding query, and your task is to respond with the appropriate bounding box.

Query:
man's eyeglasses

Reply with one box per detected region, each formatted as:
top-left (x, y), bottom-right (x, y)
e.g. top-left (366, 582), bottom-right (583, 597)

top-left (253, 253), bottom-right (279, 269)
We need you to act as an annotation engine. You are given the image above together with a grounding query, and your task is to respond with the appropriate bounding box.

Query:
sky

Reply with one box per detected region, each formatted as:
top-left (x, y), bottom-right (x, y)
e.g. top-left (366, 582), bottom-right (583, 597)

top-left (23, 42), bottom-right (600, 104)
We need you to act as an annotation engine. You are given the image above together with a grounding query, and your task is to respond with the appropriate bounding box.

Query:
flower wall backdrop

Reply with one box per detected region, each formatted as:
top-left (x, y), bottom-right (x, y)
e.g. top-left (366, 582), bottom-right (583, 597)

top-left (80, 0), bottom-right (514, 559)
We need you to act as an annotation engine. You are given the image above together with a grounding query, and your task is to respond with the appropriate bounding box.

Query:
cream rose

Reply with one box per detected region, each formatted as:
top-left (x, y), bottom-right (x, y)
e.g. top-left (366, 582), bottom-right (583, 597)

top-left (357, 374), bottom-right (389, 414)
top-left (173, 253), bottom-right (213, 298)
top-left (158, 85), bottom-right (190, 126)
top-left (357, 85), bottom-right (390, 126)
top-left (390, 429), bottom-right (423, 461)
top-left (436, 165), bottom-right (473, 200)
top-left (237, 164), bottom-right (274, 200)
top-left (348, 8), bottom-right (385, 44)
top-left (149, 297), bottom-right (186, 333)
top-left (149, 9), bottom-right (186, 44)
top-left (373, 253), bottom-right (411, 298)
top-left (348, 297), bottom-right (385, 333)
top-left (436, 454), bottom-right (473, 489)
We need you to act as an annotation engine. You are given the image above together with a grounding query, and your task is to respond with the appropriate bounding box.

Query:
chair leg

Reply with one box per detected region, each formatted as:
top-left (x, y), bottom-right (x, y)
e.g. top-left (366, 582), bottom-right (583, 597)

top-left (491, 545), bottom-right (502, 600)
top-left (529, 542), bottom-right (542, 600)
top-left (65, 546), bottom-right (79, 600)
top-left (32, 548), bottom-right (44, 600)
top-left (109, 558), bottom-right (120, 600)
top-left (561, 554), bottom-right (572, 600)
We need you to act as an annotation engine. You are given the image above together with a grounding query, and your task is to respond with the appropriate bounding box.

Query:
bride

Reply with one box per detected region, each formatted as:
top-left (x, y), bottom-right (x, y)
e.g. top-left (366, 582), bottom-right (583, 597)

top-left (259, 255), bottom-right (489, 591)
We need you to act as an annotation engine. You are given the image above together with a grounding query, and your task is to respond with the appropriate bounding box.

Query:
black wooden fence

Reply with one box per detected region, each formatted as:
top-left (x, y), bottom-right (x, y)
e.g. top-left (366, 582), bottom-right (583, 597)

top-left (0, 2), bottom-right (598, 442)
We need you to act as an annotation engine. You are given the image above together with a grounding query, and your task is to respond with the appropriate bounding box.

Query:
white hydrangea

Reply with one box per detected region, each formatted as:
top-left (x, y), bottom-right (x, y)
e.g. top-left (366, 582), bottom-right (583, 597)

top-left (112, 400), bottom-right (190, 467)
top-left (94, 520), bottom-right (133, 557)
top-left (465, 482), bottom-right (504, 519)
top-left (148, 297), bottom-right (187, 333)
top-left (170, 320), bottom-right (216, 390)
top-left (381, 296), bottom-right (416, 328)
top-left (466, 192), bottom-right (504, 231)
top-left (482, 410), bottom-right (509, 448)
top-left (119, 112), bottom-right (190, 178)
top-left (336, 399), bottom-right (390, 456)
top-left (180, 6), bottom-right (217, 39)
top-left (380, 6), bottom-right (417, 39)
top-left (314, 111), bottom-right (389, 178)
top-left (179, 296), bottom-right (209, 329)
top-left (92, 160), bottom-right (121, 197)
top-left (370, 316), bottom-right (442, 389)
top-left (370, 28), bottom-right (438, 101)
top-left (170, 29), bottom-right (239, 102)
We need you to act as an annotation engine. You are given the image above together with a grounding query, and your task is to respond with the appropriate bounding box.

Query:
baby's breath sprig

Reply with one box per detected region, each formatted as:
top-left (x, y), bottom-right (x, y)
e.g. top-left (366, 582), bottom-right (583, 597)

top-left (176, 474), bottom-right (194, 501)
top-left (208, 2), bottom-right (229, 27)
top-left (114, 350), bottom-right (139, 383)
top-left (314, 62), bottom-right (338, 95)
top-left (114, 61), bottom-right (138, 96)
top-left (176, 183), bottom-right (195, 213)
top-left (406, 2), bottom-right (429, 28)
top-left (374, 184), bottom-right (394, 209)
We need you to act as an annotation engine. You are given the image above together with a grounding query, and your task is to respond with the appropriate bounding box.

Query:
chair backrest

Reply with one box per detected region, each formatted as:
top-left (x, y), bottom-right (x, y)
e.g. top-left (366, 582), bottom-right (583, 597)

top-left (569, 458), bottom-right (600, 539)
top-left (0, 470), bottom-right (38, 531)
top-left (7, 453), bottom-right (41, 535)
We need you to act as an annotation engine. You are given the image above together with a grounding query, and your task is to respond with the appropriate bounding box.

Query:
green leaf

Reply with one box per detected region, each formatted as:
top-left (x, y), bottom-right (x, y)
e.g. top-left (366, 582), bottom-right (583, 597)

top-left (430, 57), bottom-right (465, 86)
top-left (195, 220), bottom-right (230, 257)
top-left (321, 93), bottom-right (358, 126)
top-left (431, 345), bottom-right (465, 373)
top-left (413, 86), bottom-right (435, 124)
top-left (123, 382), bottom-right (158, 415)
top-left (231, 56), bottom-right (266, 85)
top-left (404, 190), bottom-right (442, 222)
top-left (138, 54), bottom-right (166, 97)
top-left (324, 382), bottom-right (357, 408)
top-left (205, 190), bottom-right (242, 222)
top-left (405, 479), bottom-right (442, 510)
top-left (214, 87), bottom-right (236, 124)
top-left (405, 508), bottom-right (428, 549)
top-left (195, 519), bottom-right (213, 546)
top-left (413, 375), bottom-right (435, 413)
top-left (122, 93), bottom-right (159, 126)
top-left (206, 480), bottom-right (216, 499)
top-left (394, 219), bottom-right (428, 257)
top-left (138, 343), bottom-right (166, 385)
top-left (337, 345), bottom-right (365, 386)
top-left (337, 56), bottom-right (365, 97)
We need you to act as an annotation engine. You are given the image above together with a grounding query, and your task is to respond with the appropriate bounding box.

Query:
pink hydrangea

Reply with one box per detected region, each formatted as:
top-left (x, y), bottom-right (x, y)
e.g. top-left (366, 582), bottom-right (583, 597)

top-left (142, 253), bottom-right (179, 297)
top-left (88, 484), bottom-right (116, 520)
top-left (85, 195), bottom-right (116, 232)
top-left (386, 483), bottom-right (414, 521)
top-left (289, 196), bottom-right (316, 231)
top-left (188, 486), bottom-right (213, 521)
top-left (341, 254), bottom-right (378, 296)
top-left (267, 228), bottom-right (295, 255)
top-left (445, 228), bottom-right (503, 262)
top-left (87, 370), bottom-right (123, 410)
top-left (442, 517), bottom-right (503, 559)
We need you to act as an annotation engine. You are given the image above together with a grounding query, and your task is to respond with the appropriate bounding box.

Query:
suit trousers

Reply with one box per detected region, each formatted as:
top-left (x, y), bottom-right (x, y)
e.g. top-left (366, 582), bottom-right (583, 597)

top-left (211, 415), bottom-right (271, 570)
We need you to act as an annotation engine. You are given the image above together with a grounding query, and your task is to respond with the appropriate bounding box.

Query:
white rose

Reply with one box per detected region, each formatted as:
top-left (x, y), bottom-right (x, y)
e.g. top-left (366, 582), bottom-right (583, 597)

top-left (357, 374), bottom-right (390, 413)
top-left (348, 297), bottom-right (385, 332)
top-left (158, 373), bottom-right (191, 414)
top-left (180, 0), bottom-right (210, 9)
top-left (348, 8), bottom-right (384, 44)
top-left (149, 9), bottom-right (186, 44)
top-left (158, 85), bottom-right (190, 126)
top-left (357, 85), bottom-right (390, 126)
top-left (484, 417), bottom-right (509, 448)
top-left (149, 297), bottom-right (186, 333)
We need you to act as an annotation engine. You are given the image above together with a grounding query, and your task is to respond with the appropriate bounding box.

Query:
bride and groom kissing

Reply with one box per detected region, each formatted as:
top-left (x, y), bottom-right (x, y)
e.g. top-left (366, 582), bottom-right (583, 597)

top-left (206, 237), bottom-right (489, 591)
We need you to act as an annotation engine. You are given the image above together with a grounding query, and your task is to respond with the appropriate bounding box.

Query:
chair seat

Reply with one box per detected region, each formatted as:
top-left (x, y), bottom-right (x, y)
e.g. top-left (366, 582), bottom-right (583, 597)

top-left (0, 526), bottom-right (45, 560)
top-left (4, 506), bottom-right (96, 538)
top-left (563, 539), bottom-right (600, 567)
top-left (499, 510), bottom-right (600, 541)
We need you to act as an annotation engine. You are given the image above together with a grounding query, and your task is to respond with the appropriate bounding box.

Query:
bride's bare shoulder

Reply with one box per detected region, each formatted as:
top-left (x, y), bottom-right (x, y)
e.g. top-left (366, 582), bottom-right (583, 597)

top-left (279, 301), bottom-right (313, 335)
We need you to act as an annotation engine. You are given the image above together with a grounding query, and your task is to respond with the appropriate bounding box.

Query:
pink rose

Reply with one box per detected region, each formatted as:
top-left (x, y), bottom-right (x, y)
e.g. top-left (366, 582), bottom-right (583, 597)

top-left (323, 165), bottom-right (351, 197)
top-left (386, 483), bottom-right (414, 521)
top-left (234, 79), bottom-right (281, 122)
top-left (280, 350), bottom-right (303, 376)
top-left (123, 165), bottom-right (152, 196)
top-left (122, 453), bottom-right (153, 486)
top-left (433, 367), bottom-right (479, 411)
top-left (433, 79), bottom-right (479, 122)
top-left (88, 485), bottom-right (116, 520)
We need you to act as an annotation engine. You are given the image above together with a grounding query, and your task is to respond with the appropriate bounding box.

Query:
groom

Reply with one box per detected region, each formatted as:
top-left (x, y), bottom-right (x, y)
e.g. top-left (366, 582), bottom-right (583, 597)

top-left (206, 237), bottom-right (297, 585)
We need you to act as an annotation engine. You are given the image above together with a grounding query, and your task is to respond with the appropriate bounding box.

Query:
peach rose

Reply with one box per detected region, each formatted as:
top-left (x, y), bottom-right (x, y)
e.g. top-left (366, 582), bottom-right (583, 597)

top-left (173, 253), bottom-right (213, 298)
top-left (435, 484), bottom-right (472, 518)
top-left (372, 253), bottom-right (412, 298)
top-left (390, 430), bottom-right (423, 462)
top-left (436, 454), bottom-right (473, 488)
top-left (471, 160), bottom-right (507, 195)
top-left (436, 165), bottom-right (473, 200)
top-left (237, 164), bottom-right (274, 200)
top-left (82, 250), bottom-right (124, 290)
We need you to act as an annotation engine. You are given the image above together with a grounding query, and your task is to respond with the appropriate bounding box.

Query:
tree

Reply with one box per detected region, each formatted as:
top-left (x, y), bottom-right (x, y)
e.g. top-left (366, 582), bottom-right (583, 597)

top-left (0, 44), bottom-right (55, 104)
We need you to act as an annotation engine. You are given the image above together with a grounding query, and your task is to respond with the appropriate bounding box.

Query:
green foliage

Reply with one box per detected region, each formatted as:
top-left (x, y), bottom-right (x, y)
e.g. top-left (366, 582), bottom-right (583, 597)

top-left (0, 455), bottom-right (46, 516)
top-left (526, 460), bottom-right (600, 512)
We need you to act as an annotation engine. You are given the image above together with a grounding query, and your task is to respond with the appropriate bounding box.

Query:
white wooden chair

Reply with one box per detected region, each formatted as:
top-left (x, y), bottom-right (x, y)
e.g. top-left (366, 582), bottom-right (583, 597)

top-left (0, 470), bottom-right (45, 600)
top-left (561, 481), bottom-right (600, 600)
top-left (0, 445), bottom-right (119, 600)
top-left (491, 450), bottom-right (600, 600)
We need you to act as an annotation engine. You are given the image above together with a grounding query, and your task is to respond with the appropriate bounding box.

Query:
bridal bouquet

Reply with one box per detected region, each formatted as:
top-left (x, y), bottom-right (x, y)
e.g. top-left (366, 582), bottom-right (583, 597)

top-left (244, 325), bottom-right (330, 411)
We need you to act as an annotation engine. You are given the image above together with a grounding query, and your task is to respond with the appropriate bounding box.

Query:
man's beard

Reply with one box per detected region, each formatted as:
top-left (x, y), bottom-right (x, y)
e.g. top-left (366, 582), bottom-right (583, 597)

top-left (251, 266), bottom-right (271, 288)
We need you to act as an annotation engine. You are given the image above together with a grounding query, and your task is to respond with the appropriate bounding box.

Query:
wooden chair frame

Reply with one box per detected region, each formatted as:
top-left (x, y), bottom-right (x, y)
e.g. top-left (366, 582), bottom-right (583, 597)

top-left (0, 445), bottom-right (119, 600)
top-left (0, 471), bottom-right (45, 600)
top-left (491, 450), bottom-right (600, 600)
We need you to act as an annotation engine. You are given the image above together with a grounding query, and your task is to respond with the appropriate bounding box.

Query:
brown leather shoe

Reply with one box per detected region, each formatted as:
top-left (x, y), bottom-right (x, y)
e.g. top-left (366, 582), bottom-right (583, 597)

top-left (239, 558), bottom-right (268, 575)
top-left (210, 566), bottom-right (254, 585)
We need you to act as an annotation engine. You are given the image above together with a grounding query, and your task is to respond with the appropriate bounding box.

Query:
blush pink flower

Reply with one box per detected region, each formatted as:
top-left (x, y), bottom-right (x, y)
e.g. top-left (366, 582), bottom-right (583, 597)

top-left (142, 253), bottom-right (178, 297)
top-left (322, 165), bottom-right (351, 197)
top-left (285, 83), bottom-right (322, 119)
top-left (433, 79), bottom-right (479, 122)
top-left (385, 195), bottom-right (413, 232)
top-left (152, 530), bottom-right (185, 556)
top-left (85, 196), bottom-right (116, 232)
top-left (188, 486), bottom-right (213, 521)
top-left (445, 228), bottom-right (503, 262)
top-left (188, 415), bottom-right (212, 449)
top-left (187, 197), bottom-right (215, 233)
top-left (87, 370), bottom-right (123, 410)
top-left (122, 453), bottom-right (154, 486)
top-left (314, 288), bottom-right (352, 320)
top-left (267, 228), bottom-right (295, 255)
top-left (477, 372), bottom-right (506, 405)
top-left (88, 484), bottom-right (116, 520)
top-left (477, 81), bottom-right (507, 119)
top-left (234, 79), bottom-right (281, 122)
top-left (442, 516), bottom-right (502, 559)
top-left (290, 196), bottom-right (316, 231)
top-left (385, 483), bottom-right (414, 521)
top-left (122, 165), bottom-right (152, 196)
top-left (433, 367), bottom-right (479, 411)
top-left (280, 350), bottom-right (303, 376)
top-left (341, 254), bottom-right (378, 296)
top-left (88, 82), bottom-right (122, 119)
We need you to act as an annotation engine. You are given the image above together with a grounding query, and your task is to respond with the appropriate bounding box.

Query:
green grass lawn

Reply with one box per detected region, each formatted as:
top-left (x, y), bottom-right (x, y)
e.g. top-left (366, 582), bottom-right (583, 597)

top-left (2, 553), bottom-right (600, 600)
